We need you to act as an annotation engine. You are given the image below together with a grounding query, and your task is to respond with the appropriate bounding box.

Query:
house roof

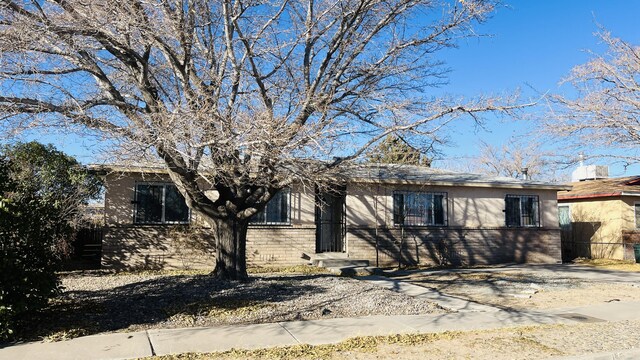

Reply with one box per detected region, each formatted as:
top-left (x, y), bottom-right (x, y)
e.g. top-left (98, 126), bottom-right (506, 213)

top-left (347, 164), bottom-right (570, 190)
top-left (557, 176), bottom-right (640, 201)
top-left (89, 163), bottom-right (570, 190)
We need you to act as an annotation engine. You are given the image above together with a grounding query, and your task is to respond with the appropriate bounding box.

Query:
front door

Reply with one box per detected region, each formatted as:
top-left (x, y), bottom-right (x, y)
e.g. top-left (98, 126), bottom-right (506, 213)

top-left (315, 186), bottom-right (346, 253)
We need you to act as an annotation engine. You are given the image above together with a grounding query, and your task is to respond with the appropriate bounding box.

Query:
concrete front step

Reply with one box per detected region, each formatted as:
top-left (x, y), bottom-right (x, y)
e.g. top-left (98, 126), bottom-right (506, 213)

top-left (327, 266), bottom-right (384, 277)
top-left (302, 252), bottom-right (349, 262)
top-left (316, 259), bottom-right (370, 268)
top-left (302, 252), bottom-right (370, 269)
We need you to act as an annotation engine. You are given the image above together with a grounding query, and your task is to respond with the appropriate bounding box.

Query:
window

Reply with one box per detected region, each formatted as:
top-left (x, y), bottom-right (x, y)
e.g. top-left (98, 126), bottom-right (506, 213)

top-left (505, 195), bottom-right (539, 227)
top-left (635, 203), bottom-right (640, 229)
top-left (393, 191), bottom-right (447, 226)
top-left (250, 189), bottom-right (291, 225)
top-left (134, 183), bottom-right (190, 224)
top-left (558, 205), bottom-right (571, 229)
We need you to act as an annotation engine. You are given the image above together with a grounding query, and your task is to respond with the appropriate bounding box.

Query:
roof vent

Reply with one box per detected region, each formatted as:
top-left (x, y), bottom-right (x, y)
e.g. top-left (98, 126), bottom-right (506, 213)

top-left (571, 165), bottom-right (609, 182)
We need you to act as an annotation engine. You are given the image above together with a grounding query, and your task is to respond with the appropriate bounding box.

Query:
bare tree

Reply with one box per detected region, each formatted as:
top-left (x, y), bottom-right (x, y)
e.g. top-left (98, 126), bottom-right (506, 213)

top-left (0, 0), bottom-right (521, 279)
top-left (548, 30), bottom-right (640, 165)
top-left (467, 138), bottom-right (563, 181)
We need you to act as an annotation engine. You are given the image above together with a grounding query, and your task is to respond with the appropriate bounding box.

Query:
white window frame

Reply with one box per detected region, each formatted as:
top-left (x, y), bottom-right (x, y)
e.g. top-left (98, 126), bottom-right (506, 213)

top-left (392, 191), bottom-right (448, 227)
top-left (634, 202), bottom-right (640, 229)
top-left (133, 182), bottom-right (191, 225)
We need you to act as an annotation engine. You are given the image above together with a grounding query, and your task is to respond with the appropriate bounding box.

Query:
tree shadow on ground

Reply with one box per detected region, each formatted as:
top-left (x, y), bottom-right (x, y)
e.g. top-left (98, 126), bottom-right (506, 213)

top-left (387, 267), bottom-right (585, 311)
top-left (15, 273), bottom-right (327, 343)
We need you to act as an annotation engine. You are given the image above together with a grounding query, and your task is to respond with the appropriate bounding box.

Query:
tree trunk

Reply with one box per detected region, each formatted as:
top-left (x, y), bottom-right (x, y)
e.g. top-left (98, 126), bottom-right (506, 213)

top-left (211, 217), bottom-right (249, 280)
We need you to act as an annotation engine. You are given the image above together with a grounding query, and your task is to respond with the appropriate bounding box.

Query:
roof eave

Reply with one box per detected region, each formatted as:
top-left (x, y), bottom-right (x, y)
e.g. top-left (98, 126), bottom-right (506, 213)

top-left (350, 177), bottom-right (571, 190)
top-left (88, 164), bottom-right (168, 175)
top-left (620, 191), bottom-right (640, 197)
top-left (558, 192), bottom-right (622, 201)
top-left (89, 164), bottom-right (571, 190)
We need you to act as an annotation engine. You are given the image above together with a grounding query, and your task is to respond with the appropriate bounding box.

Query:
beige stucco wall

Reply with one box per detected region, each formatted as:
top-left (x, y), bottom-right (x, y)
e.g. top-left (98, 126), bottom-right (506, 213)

top-left (104, 173), bottom-right (316, 227)
top-left (620, 197), bottom-right (639, 231)
top-left (558, 196), bottom-right (639, 259)
top-left (346, 182), bottom-right (560, 229)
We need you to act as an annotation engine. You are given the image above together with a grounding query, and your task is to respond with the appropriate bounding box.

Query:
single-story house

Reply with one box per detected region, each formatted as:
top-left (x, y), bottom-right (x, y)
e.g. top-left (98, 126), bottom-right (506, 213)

top-left (94, 164), bottom-right (569, 270)
top-left (558, 174), bottom-right (640, 261)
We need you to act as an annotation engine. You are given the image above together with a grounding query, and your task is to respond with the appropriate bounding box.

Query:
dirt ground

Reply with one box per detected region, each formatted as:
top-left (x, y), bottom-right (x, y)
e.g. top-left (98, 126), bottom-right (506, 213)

top-left (394, 269), bottom-right (640, 310)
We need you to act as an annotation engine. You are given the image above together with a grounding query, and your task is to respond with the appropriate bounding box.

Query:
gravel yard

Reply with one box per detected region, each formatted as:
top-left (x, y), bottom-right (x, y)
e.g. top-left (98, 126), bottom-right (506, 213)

top-left (23, 270), bottom-right (445, 341)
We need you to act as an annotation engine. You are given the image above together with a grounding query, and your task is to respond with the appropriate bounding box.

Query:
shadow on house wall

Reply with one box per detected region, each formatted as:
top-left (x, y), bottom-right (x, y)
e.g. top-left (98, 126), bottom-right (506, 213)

top-left (102, 226), bottom-right (216, 270)
top-left (561, 222), bottom-right (599, 261)
top-left (348, 227), bottom-right (561, 268)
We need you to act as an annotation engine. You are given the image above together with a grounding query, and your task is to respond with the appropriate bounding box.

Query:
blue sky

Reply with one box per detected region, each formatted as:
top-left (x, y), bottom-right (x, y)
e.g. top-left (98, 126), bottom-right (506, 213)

top-left (431, 0), bottom-right (640, 176)
top-left (18, 0), bottom-right (640, 176)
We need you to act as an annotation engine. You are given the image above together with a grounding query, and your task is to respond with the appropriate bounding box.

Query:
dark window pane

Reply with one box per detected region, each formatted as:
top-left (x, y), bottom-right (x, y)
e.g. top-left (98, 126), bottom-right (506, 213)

top-left (136, 184), bottom-right (163, 223)
top-left (250, 189), bottom-right (290, 224)
top-left (165, 185), bottom-right (190, 222)
top-left (505, 196), bottom-right (520, 227)
top-left (434, 194), bottom-right (445, 225)
top-left (250, 209), bottom-right (266, 223)
top-left (266, 191), bottom-right (284, 223)
top-left (635, 204), bottom-right (640, 229)
top-left (521, 197), bottom-right (533, 226)
top-left (393, 191), bottom-right (446, 226)
top-left (393, 193), bottom-right (404, 225)
top-left (506, 195), bottom-right (539, 227)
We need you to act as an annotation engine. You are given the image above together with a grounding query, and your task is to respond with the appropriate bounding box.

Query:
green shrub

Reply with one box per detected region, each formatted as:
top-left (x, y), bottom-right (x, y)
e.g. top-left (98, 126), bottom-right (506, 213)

top-left (0, 142), bottom-right (101, 341)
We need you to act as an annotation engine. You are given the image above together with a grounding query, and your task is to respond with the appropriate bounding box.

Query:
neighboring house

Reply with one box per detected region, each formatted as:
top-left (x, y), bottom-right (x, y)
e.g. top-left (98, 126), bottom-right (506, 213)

top-left (557, 171), bottom-right (640, 261)
top-left (93, 164), bottom-right (569, 270)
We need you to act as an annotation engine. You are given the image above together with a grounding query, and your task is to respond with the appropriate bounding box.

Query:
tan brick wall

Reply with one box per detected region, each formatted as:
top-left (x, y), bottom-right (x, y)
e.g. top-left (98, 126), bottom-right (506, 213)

top-left (347, 226), bottom-right (562, 267)
top-left (102, 225), bottom-right (316, 270)
top-left (246, 226), bottom-right (316, 266)
top-left (102, 225), bottom-right (216, 270)
top-left (102, 224), bottom-right (561, 270)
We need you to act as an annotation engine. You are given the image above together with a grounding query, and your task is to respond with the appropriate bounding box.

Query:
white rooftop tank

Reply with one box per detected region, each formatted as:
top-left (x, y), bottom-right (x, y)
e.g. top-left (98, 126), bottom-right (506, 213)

top-left (571, 165), bottom-right (609, 182)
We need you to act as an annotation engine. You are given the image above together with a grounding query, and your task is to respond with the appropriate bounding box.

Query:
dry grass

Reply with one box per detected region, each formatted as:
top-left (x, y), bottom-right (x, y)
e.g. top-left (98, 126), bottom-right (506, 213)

top-left (143, 331), bottom-right (462, 360)
top-left (141, 325), bottom-right (566, 360)
top-left (247, 265), bottom-right (330, 275)
top-left (112, 269), bottom-right (210, 277)
top-left (164, 299), bottom-right (271, 326)
top-left (59, 265), bottom-right (329, 278)
top-left (573, 258), bottom-right (640, 272)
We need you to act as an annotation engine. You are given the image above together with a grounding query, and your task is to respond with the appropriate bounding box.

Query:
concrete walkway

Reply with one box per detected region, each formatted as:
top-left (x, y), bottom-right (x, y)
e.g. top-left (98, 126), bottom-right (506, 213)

top-left (359, 264), bottom-right (640, 313)
top-left (3, 300), bottom-right (640, 360)
top-left (361, 275), bottom-right (501, 312)
top-left (414, 263), bottom-right (640, 284)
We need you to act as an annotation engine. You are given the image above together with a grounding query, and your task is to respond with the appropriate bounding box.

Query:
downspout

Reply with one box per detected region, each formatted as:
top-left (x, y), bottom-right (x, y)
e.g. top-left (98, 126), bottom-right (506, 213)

top-left (375, 179), bottom-right (380, 268)
top-left (374, 164), bottom-right (382, 267)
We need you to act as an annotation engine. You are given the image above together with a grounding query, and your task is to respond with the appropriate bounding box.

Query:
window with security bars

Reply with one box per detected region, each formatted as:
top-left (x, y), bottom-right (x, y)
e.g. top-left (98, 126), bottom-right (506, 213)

top-left (134, 183), bottom-right (190, 224)
top-left (393, 191), bottom-right (447, 226)
top-left (505, 195), bottom-right (540, 227)
top-left (249, 189), bottom-right (291, 225)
